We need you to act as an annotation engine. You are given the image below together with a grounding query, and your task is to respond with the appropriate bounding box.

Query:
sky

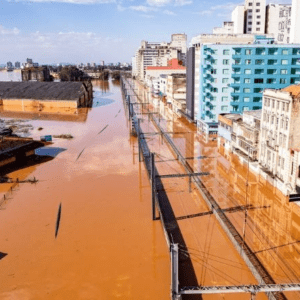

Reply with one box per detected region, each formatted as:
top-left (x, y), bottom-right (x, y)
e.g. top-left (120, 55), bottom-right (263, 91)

top-left (0, 0), bottom-right (292, 64)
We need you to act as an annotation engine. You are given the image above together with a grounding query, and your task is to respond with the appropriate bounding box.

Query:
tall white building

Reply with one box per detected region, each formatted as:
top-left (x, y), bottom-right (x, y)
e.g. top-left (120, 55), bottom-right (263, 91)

top-left (291, 0), bottom-right (300, 43)
top-left (266, 4), bottom-right (292, 44)
top-left (132, 34), bottom-right (187, 81)
top-left (232, 6), bottom-right (245, 34)
top-left (244, 0), bottom-right (266, 34)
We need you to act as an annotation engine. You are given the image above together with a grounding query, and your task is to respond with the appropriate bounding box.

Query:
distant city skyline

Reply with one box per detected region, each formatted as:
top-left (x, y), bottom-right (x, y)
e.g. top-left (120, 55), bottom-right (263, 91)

top-left (0, 0), bottom-right (292, 64)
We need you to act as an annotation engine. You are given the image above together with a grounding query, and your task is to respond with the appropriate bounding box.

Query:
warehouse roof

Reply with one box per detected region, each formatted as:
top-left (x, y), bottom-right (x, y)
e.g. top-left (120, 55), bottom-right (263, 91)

top-left (0, 81), bottom-right (87, 100)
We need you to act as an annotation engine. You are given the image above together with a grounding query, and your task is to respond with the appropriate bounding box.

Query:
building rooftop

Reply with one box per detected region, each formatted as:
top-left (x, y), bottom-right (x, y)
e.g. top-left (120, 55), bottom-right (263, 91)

top-left (146, 59), bottom-right (186, 71)
top-left (244, 109), bottom-right (262, 119)
top-left (282, 84), bottom-right (300, 99)
top-left (0, 82), bottom-right (87, 100)
top-left (219, 113), bottom-right (242, 121)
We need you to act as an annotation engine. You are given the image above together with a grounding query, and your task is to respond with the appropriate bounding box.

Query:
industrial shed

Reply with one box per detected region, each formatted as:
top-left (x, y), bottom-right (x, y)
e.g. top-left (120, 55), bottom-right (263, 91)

top-left (0, 81), bottom-right (93, 109)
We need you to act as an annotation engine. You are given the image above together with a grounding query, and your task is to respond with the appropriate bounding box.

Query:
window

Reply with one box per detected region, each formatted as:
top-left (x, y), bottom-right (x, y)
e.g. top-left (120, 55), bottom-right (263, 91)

top-left (222, 87), bottom-right (229, 93)
top-left (223, 59), bottom-right (230, 65)
top-left (267, 78), bottom-right (276, 84)
top-left (212, 96), bottom-right (217, 101)
top-left (249, 9), bottom-right (252, 12)
top-left (256, 9), bottom-right (260, 12)
top-left (245, 59), bottom-right (251, 65)
top-left (244, 97), bottom-right (250, 102)
top-left (244, 88), bottom-right (251, 93)
top-left (223, 50), bottom-right (230, 55)
top-left (211, 69), bottom-right (217, 74)
top-left (280, 78), bottom-right (287, 84)
top-left (254, 78), bottom-right (264, 84)
top-left (256, 28), bottom-right (260, 31)
top-left (244, 78), bottom-right (251, 83)
top-left (223, 69), bottom-right (229, 74)
top-left (222, 78), bottom-right (229, 83)
top-left (286, 120), bottom-right (289, 130)
top-left (212, 78), bottom-right (218, 83)
top-left (282, 158), bottom-right (285, 169)
top-left (282, 59), bottom-right (288, 65)
top-left (257, 22), bottom-right (261, 25)
top-left (282, 49), bottom-right (289, 55)
top-left (286, 103), bottom-right (289, 112)
top-left (221, 106), bottom-right (228, 111)
top-left (256, 2), bottom-right (260, 6)
top-left (245, 49), bottom-right (252, 55)
top-left (281, 69), bottom-right (288, 74)
top-left (222, 96), bottom-right (228, 101)
top-left (245, 69), bottom-right (251, 74)
top-left (212, 59), bottom-right (218, 65)
top-left (213, 88), bottom-right (218, 93)
top-left (243, 106), bottom-right (249, 111)
top-left (248, 22), bottom-right (252, 25)
top-left (257, 15), bottom-right (261, 19)
top-left (255, 59), bottom-right (264, 65)
top-left (212, 49), bottom-right (218, 54)
top-left (248, 2), bottom-right (252, 6)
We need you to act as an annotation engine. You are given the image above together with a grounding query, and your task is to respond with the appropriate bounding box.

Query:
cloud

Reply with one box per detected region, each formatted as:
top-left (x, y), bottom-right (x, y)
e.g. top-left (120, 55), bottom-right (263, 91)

top-left (129, 5), bottom-right (156, 12)
top-left (163, 9), bottom-right (176, 15)
top-left (174, 0), bottom-right (192, 6)
top-left (196, 2), bottom-right (240, 16)
top-left (0, 30), bottom-right (130, 63)
top-left (147, 0), bottom-right (171, 6)
top-left (0, 25), bottom-right (20, 35)
top-left (8, 0), bottom-right (115, 3)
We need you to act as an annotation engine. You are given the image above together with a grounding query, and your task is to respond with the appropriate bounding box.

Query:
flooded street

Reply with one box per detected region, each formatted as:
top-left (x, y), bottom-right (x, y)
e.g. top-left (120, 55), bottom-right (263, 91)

top-left (0, 79), bottom-right (170, 300)
top-left (0, 74), bottom-right (300, 299)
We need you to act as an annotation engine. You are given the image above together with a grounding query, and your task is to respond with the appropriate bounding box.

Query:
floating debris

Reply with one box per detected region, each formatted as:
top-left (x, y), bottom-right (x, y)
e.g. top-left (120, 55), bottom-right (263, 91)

top-left (53, 134), bottom-right (74, 139)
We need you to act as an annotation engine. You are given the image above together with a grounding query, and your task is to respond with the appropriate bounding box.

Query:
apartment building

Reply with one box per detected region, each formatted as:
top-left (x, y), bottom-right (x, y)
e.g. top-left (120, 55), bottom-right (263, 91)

top-left (266, 4), bottom-right (292, 44)
top-left (232, 6), bottom-right (245, 34)
top-left (218, 113), bottom-right (242, 158)
top-left (166, 74), bottom-right (186, 115)
top-left (244, 0), bottom-right (266, 35)
top-left (187, 35), bottom-right (300, 137)
top-left (132, 34), bottom-right (187, 81)
top-left (259, 85), bottom-right (300, 195)
top-left (231, 110), bottom-right (261, 161)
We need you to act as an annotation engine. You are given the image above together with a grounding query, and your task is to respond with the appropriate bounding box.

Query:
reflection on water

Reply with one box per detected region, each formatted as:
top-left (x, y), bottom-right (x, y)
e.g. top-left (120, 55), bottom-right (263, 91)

top-left (0, 70), bottom-right (22, 82)
top-left (133, 79), bottom-right (300, 299)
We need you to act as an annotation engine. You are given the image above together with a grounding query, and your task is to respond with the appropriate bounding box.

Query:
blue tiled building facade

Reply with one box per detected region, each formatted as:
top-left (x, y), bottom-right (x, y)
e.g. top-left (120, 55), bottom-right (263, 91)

top-left (195, 36), bottom-right (300, 135)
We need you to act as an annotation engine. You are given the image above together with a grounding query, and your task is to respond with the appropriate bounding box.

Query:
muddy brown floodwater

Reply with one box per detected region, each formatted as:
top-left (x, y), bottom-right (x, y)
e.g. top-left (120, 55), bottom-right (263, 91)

top-left (0, 80), bottom-right (170, 300)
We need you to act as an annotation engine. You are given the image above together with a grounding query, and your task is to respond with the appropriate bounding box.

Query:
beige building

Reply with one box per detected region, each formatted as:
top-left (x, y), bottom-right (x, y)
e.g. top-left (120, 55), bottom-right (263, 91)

top-left (259, 85), bottom-right (300, 195)
top-left (244, 0), bottom-right (266, 34)
top-left (232, 6), bottom-right (245, 34)
top-left (213, 22), bottom-right (234, 34)
top-left (166, 74), bottom-right (186, 115)
top-left (231, 110), bottom-right (261, 161)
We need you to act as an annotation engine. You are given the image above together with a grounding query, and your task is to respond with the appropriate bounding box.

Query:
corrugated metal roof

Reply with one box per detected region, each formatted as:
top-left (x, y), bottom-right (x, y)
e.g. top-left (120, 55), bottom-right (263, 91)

top-left (0, 82), bottom-right (86, 100)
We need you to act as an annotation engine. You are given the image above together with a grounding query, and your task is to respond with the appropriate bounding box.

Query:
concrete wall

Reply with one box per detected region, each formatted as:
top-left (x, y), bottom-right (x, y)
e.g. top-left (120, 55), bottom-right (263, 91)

top-left (232, 6), bottom-right (245, 34)
top-left (291, 0), bottom-right (300, 43)
top-left (186, 47), bottom-right (195, 120)
top-left (1, 99), bottom-right (79, 109)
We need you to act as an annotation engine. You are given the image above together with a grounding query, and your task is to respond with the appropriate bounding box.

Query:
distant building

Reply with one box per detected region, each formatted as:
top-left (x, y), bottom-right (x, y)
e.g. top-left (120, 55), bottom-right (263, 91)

top-left (244, 0), bottom-right (266, 35)
top-left (266, 4), bottom-right (292, 44)
top-left (26, 58), bottom-right (33, 64)
top-left (213, 22), bottom-right (234, 34)
top-left (15, 62), bottom-right (21, 69)
top-left (232, 6), bottom-right (245, 34)
top-left (21, 66), bottom-right (52, 82)
top-left (132, 34), bottom-right (187, 81)
top-left (7, 62), bottom-right (13, 68)
top-left (259, 85), bottom-right (300, 195)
